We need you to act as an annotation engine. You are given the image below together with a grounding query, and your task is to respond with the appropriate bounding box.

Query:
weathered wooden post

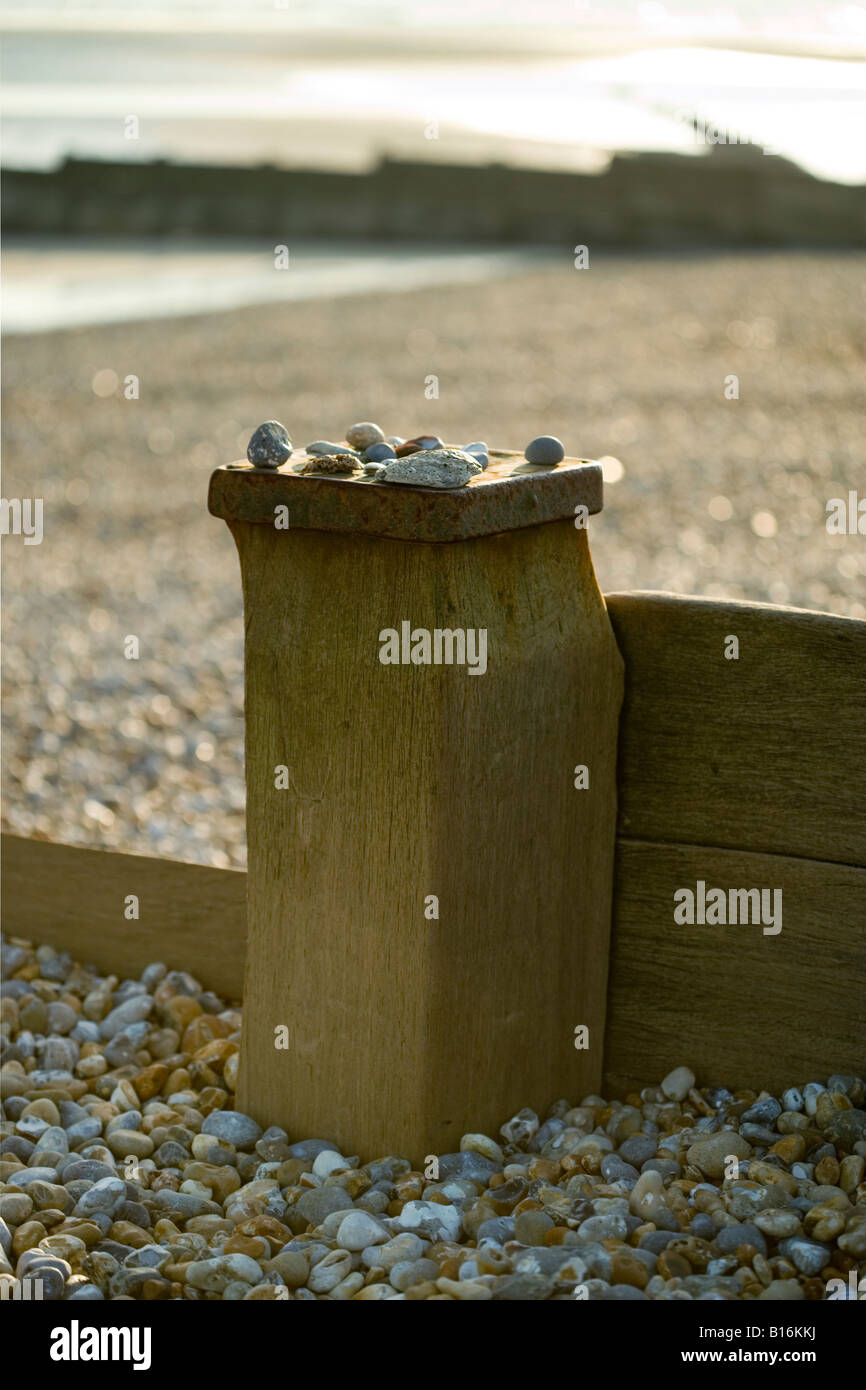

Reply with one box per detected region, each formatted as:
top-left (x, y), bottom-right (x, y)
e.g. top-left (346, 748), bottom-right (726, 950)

top-left (208, 449), bottom-right (624, 1161)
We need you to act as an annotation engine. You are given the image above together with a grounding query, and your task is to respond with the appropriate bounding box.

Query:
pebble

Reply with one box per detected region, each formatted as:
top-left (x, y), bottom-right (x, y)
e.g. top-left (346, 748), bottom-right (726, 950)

top-left (686, 1130), bottom-right (751, 1179)
top-left (304, 440), bottom-right (359, 458)
top-left (395, 1201), bottom-right (462, 1242)
top-left (619, 1134), bottom-right (657, 1166)
top-left (311, 1148), bottom-right (351, 1180)
top-left (802, 1082), bottom-right (826, 1115)
top-left (75, 1178), bottom-right (127, 1217)
top-left (824, 1108), bottom-right (866, 1147)
top-left (391, 1257), bottom-right (439, 1291)
top-left (828, 1073), bottom-right (865, 1103)
top-left (300, 454), bottom-right (358, 475)
top-left (513, 1210), bottom-right (554, 1246)
top-left (362, 442), bottom-right (396, 463)
top-left (741, 1097), bottom-right (782, 1125)
top-left (524, 435), bottom-right (565, 465)
top-left (99, 996), bottom-right (153, 1039)
top-left (806, 1205), bottom-right (845, 1241)
top-left (201, 1110), bottom-right (262, 1150)
top-left (45, 1002), bottom-right (78, 1035)
top-left (715, 1222), bottom-right (767, 1256)
top-left (740, 1122), bottom-right (779, 1145)
top-left (684, 1213), bottom-right (712, 1241)
top-left (628, 1170), bottom-right (670, 1225)
top-left (438, 1151), bottom-right (499, 1184)
top-left (287, 1139), bottom-right (336, 1162)
top-left (492, 1272), bottom-right (555, 1300)
top-left (394, 435), bottom-right (443, 456)
top-left (660, 1065), bottom-right (695, 1101)
top-left (600, 1154), bottom-right (639, 1185)
top-left (379, 448), bottom-right (482, 490)
top-left (460, 441), bottom-right (489, 469)
top-left (345, 421), bottom-right (385, 450)
top-left (246, 421), bottom-right (292, 468)
top-left (754, 1208), bottom-right (802, 1238)
top-left (500, 1108), bottom-right (539, 1146)
top-left (335, 1210), bottom-right (388, 1251)
top-left (296, 1187), bottom-right (353, 1227)
top-left (185, 1253), bottom-right (263, 1291)
top-left (778, 1236), bottom-right (831, 1276)
top-left (307, 1249), bottom-right (352, 1293)
top-left (839, 1222), bottom-right (866, 1258)
top-left (106, 1130), bottom-right (153, 1160)
top-left (759, 1279), bottom-right (804, 1300)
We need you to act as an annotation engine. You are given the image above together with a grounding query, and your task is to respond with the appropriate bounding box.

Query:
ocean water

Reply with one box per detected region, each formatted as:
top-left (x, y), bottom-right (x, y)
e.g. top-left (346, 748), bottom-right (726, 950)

top-left (0, 238), bottom-right (557, 333)
top-left (1, 5), bottom-right (865, 183)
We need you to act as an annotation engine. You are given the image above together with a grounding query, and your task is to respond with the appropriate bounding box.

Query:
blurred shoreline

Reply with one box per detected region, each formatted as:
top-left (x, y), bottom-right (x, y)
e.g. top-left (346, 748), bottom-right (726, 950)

top-left (0, 237), bottom-right (555, 333)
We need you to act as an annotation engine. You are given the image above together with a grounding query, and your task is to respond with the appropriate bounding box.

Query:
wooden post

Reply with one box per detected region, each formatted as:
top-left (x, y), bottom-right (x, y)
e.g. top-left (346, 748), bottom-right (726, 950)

top-left (209, 450), bottom-right (624, 1162)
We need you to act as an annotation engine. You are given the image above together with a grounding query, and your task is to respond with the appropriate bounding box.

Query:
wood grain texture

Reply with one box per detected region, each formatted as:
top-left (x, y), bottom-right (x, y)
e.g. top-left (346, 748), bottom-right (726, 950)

top-left (231, 517), bottom-right (624, 1162)
top-left (0, 834), bottom-right (245, 1000)
top-left (603, 838), bottom-right (866, 1097)
top-left (606, 592), bottom-right (866, 867)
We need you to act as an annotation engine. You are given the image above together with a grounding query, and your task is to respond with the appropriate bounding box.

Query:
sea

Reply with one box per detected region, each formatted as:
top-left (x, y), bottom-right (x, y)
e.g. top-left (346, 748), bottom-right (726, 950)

top-left (1, 0), bottom-right (864, 330)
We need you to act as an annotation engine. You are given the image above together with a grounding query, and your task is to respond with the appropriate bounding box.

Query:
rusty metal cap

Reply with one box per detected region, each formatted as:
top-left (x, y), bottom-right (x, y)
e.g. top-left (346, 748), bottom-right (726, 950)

top-left (208, 450), bottom-right (603, 544)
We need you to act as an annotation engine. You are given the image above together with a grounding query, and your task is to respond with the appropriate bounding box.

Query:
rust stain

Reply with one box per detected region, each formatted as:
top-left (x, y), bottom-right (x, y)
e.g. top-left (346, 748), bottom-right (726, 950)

top-left (209, 450), bottom-right (603, 544)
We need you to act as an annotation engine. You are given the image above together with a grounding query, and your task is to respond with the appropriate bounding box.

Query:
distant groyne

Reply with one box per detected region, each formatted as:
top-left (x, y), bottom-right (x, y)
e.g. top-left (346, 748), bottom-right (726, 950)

top-left (3, 148), bottom-right (865, 247)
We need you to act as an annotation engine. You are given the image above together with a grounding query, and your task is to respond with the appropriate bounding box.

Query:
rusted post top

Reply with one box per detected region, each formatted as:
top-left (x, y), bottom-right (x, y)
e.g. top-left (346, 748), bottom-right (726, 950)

top-left (208, 450), bottom-right (602, 543)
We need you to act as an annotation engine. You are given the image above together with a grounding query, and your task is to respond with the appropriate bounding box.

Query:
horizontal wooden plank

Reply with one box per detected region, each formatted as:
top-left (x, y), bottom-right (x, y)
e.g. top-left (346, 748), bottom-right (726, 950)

top-left (603, 838), bottom-right (866, 1096)
top-left (606, 592), bottom-right (866, 867)
top-left (5, 832), bottom-right (864, 1098)
top-left (0, 835), bottom-right (246, 1000)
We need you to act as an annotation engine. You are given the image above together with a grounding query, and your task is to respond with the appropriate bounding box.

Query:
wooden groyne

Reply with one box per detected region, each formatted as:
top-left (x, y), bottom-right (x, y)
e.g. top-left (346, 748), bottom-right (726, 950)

top-left (4, 147), bottom-right (865, 247)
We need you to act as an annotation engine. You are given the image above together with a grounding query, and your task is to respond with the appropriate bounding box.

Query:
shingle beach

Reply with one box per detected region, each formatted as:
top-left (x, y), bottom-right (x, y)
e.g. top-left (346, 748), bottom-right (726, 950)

top-left (2, 938), bottom-right (864, 1301)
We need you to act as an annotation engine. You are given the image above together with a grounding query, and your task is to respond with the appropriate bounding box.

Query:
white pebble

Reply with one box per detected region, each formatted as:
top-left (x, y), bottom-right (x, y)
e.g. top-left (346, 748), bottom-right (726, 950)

top-left (394, 1200), bottom-right (462, 1242)
top-left (362, 1233), bottom-right (426, 1270)
top-left (311, 1149), bottom-right (350, 1179)
top-left (336, 1210), bottom-right (389, 1251)
top-left (803, 1082), bottom-right (826, 1116)
top-left (661, 1065), bottom-right (696, 1101)
top-left (459, 1133), bottom-right (504, 1164)
top-left (500, 1107), bottom-right (539, 1146)
top-left (307, 1249), bottom-right (352, 1294)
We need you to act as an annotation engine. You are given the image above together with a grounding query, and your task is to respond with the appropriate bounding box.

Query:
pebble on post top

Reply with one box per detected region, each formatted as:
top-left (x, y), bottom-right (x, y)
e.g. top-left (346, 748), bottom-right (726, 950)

top-left (244, 419), bottom-right (567, 489)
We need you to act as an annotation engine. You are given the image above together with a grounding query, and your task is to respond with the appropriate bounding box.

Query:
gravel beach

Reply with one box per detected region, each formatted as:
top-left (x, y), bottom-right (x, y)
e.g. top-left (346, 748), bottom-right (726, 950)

top-left (2, 251), bottom-right (865, 865)
top-left (2, 936), bottom-right (864, 1302)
